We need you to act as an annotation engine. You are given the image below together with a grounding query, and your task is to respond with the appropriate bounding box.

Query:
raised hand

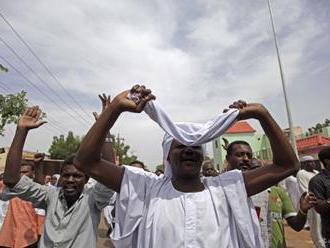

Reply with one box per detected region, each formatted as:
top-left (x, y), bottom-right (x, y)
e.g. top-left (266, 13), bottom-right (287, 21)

top-left (300, 192), bottom-right (317, 213)
top-left (33, 153), bottom-right (45, 164)
top-left (93, 93), bottom-right (111, 120)
top-left (223, 100), bottom-right (268, 120)
top-left (17, 106), bottom-right (47, 130)
top-left (112, 84), bottom-right (156, 113)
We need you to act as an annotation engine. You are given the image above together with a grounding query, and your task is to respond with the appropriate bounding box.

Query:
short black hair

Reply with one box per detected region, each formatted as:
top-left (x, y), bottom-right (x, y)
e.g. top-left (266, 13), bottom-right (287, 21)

top-left (60, 154), bottom-right (75, 173)
top-left (129, 160), bottom-right (145, 168)
top-left (226, 140), bottom-right (251, 157)
top-left (60, 154), bottom-right (89, 181)
top-left (318, 147), bottom-right (330, 165)
top-left (21, 160), bottom-right (35, 171)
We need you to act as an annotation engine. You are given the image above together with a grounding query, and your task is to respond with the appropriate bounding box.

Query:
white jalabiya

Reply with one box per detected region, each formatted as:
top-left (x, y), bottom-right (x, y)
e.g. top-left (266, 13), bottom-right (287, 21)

top-left (111, 167), bottom-right (263, 248)
top-left (111, 100), bottom-right (262, 247)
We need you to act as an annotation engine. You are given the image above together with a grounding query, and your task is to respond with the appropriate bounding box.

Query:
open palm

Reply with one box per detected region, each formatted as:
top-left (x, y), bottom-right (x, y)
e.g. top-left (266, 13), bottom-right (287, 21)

top-left (18, 106), bottom-right (47, 130)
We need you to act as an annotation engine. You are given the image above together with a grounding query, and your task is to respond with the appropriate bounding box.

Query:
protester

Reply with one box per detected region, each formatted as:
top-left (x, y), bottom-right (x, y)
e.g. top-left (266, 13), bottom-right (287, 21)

top-left (227, 154), bottom-right (316, 248)
top-left (0, 174), bottom-right (9, 231)
top-left (155, 168), bottom-right (164, 176)
top-left (2, 95), bottom-right (115, 248)
top-left (74, 85), bottom-right (299, 248)
top-left (297, 156), bottom-right (325, 247)
top-left (202, 160), bottom-right (218, 177)
top-left (0, 159), bottom-right (41, 248)
top-left (50, 174), bottom-right (60, 187)
top-left (44, 175), bottom-right (51, 185)
top-left (309, 147), bottom-right (330, 248)
top-left (283, 174), bottom-right (299, 210)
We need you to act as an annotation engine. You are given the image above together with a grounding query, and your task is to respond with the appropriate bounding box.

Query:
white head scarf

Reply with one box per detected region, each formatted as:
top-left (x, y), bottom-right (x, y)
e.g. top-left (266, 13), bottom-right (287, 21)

top-left (144, 101), bottom-right (239, 178)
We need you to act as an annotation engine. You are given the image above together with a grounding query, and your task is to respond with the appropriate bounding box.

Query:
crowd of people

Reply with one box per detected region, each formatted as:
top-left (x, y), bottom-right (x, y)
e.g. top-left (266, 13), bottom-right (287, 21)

top-left (0, 85), bottom-right (329, 248)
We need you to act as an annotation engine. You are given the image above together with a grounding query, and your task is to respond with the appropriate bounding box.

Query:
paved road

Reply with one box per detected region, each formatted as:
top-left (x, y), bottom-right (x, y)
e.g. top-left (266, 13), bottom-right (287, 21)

top-left (286, 224), bottom-right (314, 248)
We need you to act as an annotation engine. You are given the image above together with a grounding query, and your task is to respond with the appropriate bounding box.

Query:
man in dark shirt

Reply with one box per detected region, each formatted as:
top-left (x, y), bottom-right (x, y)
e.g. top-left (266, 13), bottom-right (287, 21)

top-left (309, 147), bottom-right (330, 247)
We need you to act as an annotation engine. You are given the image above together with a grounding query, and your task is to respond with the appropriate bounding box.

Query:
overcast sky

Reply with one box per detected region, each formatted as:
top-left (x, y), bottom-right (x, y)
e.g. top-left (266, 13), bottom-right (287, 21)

top-left (0, 0), bottom-right (329, 169)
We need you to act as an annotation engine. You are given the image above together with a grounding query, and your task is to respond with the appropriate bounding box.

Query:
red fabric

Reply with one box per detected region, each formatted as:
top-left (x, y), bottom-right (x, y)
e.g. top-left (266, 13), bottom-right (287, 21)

top-left (0, 198), bottom-right (39, 248)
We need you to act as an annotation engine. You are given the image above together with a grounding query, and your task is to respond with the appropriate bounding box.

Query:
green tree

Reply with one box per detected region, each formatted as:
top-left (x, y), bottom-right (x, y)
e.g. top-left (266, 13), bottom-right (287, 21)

top-left (48, 132), bottom-right (138, 163)
top-left (0, 91), bottom-right (28, 136)
top-left (111, 134), bottom-right (137, 165)
top-left (48, 131), bottom-right (81, 159)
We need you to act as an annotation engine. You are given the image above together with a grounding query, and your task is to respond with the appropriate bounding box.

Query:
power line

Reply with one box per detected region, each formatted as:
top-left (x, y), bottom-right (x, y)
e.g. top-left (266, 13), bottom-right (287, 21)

top-left (0, 35), bottom-right (92, 126)
top-left (0, 11), bottom-right (93, 121)
top-left (0, 82), bottom-right (67, 134)
top-left (0, 54), bottom-right (91, 129)
top-left (0, 81), bottom-right (11, 92)
top-left (0, 79), bottom-right (69, 132)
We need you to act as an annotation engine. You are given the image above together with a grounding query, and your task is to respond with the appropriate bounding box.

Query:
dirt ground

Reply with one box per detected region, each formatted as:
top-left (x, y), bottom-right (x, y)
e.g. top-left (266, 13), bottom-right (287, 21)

top-left (97, 216), bottom-right (315, 248)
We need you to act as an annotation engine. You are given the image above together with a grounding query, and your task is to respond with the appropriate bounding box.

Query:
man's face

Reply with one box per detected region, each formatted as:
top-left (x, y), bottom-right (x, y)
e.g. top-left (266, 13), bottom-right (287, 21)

top-left (20, 165), bottom-right (34, 179)
top-left (168, 140), bottom-right (204, 179)
top-left (227, 144), bottom-right (253, 171)
top-left (303, 160), bottom-right (316, 172)
top-left (202, 163), bottom-right (217, 177)
top-left (60, 164), bottom-right (87, 201)
top-left (44, 175), bottom-right (51, 184)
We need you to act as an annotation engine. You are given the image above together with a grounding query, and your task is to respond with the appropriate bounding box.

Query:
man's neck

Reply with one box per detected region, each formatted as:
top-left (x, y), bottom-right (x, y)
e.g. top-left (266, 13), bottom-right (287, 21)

top-left (64, 195), bottom-right (80, 209)
top-left (172, 176), bottom-right (204, 193)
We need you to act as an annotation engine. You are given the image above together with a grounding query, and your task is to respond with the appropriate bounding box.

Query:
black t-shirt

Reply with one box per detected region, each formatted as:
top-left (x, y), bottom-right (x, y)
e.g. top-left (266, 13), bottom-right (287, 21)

top-left (309, 170), bottom-right (330, 240)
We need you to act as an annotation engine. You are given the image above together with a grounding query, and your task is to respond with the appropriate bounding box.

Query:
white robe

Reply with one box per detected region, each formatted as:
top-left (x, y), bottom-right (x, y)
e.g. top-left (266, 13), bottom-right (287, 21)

top-left (111, 166), bottom-right (263, 248)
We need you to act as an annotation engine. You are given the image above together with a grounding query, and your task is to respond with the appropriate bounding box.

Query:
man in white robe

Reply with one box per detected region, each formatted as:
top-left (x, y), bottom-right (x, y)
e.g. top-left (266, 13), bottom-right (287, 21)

top-left (74, 85), bottom-right (299, 248)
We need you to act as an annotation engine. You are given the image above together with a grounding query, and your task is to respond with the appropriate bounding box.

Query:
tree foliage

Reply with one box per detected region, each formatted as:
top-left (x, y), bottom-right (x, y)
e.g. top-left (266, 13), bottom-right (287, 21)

top-left (112, 134), bottom-right (137, 165)
top-left (307, 119), bottom-right (330, 136)
top-left (48, 131), bottom-right (81, 159)
top-left (0, 91), bottom-right (28, 136)
top-left (48, 132), bottom-right (138, 164)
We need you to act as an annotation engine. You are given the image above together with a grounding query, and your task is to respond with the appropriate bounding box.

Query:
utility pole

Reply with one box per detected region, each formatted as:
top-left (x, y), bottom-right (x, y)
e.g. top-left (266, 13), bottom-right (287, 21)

top-left (266, 0), bottom-right (298, 155)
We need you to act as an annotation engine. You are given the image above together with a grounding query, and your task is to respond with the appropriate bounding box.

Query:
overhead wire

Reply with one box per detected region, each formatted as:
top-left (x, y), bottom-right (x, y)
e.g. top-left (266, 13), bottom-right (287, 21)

top-left (0, 82), bottom-right (66, 135)
top-left (0, 78), bottom-right (68, 133)
top-left (0, 57), bottom-right (79, 133)
top-left (0, 54), bottom-right (91, 129)
top-left (0, 35), bottom-right (92, 126)
top-left (0, 11), bottom-right (93, 121)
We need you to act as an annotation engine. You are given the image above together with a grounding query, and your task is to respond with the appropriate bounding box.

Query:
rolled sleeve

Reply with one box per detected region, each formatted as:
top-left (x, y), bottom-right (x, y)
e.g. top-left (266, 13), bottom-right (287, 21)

top-left (92, 182), bottom-right (115, 210)
top-left (3, 176), bottom-right (49, 207)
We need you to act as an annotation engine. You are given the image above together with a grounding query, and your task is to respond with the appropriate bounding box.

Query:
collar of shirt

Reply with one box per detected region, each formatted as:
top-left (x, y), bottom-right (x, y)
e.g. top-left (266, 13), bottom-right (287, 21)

top-left (58, 190), bottom-right (85, 215)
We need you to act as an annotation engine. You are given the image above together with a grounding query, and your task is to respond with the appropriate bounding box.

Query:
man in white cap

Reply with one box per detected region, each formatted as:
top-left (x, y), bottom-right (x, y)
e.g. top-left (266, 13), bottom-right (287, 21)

top-left (74, 85), bottom-right (299, 248)
top-left (297, 156), bottom-right (325, 247)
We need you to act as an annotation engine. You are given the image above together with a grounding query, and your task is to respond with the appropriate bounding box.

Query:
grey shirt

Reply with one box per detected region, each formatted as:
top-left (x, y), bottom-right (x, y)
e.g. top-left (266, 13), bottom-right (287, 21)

top-left (3, 176), bottom-right (114, 248)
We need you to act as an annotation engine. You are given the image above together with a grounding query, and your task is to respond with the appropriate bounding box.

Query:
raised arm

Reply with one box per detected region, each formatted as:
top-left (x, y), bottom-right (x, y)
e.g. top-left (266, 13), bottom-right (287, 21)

top-left (93, 94), bottom-right (116, 163)
top-left (286, 192), bottom-right (316, 231)
top-left (236, 103), bottom-right (299, 196)
top-left (33, 153), bottom-right (46, 185)
top-left (74, 85), bottom-right (155, 192)
top-left (3, 106), bottom-right (47, 188)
